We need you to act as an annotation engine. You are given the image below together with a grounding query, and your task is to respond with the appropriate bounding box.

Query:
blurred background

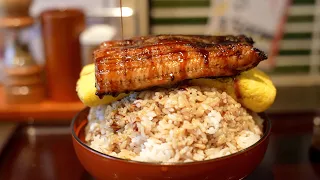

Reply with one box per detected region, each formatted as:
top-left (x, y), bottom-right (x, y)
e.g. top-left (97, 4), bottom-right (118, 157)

top-left (0, 0), bottom-right (318, 120)
top-left (0, 0), bottom-right (319, 179)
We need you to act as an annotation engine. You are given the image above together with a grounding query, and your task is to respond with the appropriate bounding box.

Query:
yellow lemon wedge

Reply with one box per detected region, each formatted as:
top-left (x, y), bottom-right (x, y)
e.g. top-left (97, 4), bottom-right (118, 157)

top-left (80, 63), bottom-right (95, 76)
top-left (190, 68), bottom-right (276, 112)
top-left (77, 64), bottom-right (276, 112)
top-left (76, 64), bottom-right (128, 107)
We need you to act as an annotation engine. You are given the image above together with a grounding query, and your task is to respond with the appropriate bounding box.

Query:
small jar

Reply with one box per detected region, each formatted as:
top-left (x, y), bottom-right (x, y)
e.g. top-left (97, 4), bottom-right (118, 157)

top-left (2, 29), bottom-right (45, 104)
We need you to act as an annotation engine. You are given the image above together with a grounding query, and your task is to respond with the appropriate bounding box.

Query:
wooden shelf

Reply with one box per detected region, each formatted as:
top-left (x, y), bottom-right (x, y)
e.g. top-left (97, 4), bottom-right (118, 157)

top-left (0, 86), bottom-right (85, 122)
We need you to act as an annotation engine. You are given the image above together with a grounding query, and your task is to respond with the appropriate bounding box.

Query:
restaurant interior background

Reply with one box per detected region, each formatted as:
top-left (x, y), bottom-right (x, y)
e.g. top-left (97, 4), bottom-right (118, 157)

top-left (0, 0), bottom-right (319, 179)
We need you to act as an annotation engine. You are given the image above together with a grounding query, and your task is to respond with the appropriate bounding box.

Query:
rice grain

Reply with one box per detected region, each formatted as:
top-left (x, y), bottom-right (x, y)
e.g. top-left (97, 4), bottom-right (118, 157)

top-left (85, 85), bottom-right (263, 163)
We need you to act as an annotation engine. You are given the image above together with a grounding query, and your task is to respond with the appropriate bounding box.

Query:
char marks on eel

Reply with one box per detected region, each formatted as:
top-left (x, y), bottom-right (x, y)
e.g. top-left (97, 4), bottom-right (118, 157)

top-left (94, 35), bottom-right (268, 96)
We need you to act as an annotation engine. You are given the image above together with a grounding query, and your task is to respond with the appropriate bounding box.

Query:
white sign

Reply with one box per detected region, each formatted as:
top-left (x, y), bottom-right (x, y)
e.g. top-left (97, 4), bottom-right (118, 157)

top-left (206, 0), bottom-right (290, 69)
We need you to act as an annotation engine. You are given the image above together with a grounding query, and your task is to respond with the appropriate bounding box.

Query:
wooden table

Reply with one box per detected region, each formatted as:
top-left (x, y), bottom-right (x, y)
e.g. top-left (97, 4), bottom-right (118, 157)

top-left (0, 111), bottom-right (319, 180)
top-left (0, 86), bottom-right (84, 122)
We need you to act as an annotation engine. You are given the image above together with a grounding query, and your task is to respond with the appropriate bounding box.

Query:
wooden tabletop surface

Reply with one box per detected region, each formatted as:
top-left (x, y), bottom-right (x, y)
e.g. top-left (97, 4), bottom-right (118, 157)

top-left (0, 111), bottom-right (319, 180)
top-left (0, 86), bottom-right (84, 122)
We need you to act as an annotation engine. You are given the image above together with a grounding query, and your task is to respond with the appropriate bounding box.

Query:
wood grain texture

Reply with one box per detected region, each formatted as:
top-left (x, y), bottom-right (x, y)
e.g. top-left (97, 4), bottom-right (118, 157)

top-left (0, 86), bottom-right (84, 122)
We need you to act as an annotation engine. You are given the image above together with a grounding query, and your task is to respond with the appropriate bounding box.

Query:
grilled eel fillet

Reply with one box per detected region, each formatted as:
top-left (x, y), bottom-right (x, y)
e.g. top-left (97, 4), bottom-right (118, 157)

top-left (94, 35), bottom-right (267, 96)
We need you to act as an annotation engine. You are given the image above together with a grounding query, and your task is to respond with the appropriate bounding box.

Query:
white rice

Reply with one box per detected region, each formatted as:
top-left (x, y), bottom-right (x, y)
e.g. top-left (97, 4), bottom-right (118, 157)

top-left (85, 85), bottom-right (264, 163)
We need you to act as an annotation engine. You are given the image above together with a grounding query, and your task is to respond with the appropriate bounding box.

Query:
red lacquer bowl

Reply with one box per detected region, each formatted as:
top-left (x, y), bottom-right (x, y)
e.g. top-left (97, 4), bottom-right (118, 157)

top-left (71, 107), bottom-right (271, 180)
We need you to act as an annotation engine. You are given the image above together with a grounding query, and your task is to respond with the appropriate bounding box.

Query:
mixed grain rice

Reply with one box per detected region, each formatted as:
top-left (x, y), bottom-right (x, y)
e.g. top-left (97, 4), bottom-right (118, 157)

top-left (85, 85), bottom-right (264, 163)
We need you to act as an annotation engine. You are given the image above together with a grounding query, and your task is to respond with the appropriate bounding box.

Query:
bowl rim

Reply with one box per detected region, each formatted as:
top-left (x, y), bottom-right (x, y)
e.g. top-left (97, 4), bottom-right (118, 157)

top-left (71, 107), bottom-right (271, 166)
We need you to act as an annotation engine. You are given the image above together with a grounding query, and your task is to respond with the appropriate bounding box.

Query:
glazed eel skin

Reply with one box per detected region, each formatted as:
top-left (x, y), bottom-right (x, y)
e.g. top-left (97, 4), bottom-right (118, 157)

top-left (94, 34), bottom-right (267, 96)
